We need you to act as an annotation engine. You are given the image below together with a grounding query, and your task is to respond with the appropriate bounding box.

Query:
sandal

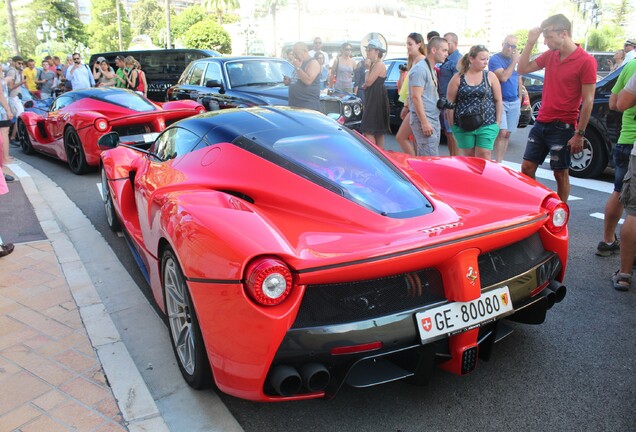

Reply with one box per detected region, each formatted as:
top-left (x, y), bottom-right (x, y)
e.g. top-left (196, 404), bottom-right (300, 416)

top-left (611, 271), bottom-right (632, 291)
top-left (0, 243), bottom-right (14, 258)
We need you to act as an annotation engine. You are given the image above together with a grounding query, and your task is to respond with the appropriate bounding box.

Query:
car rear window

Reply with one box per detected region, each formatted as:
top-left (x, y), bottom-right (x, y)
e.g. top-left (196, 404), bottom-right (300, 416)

top-left (91, 92), bottom-right (157, 112)
top-left (271, 134), bottom-right (432, 218)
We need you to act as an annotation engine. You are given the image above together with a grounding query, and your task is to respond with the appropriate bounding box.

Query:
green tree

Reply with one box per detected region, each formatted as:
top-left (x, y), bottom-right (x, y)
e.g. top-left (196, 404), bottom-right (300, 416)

top-left (585, 24), bottom-right (624, 52)
top-left (86, 0), bottom-right (132, 52)
top-left (182, 18), bottom-right (231, 53)
top-left (610, 0), bottom-right (629, 29)
top-left (513, 29), bottom-right (539, 56)
top-left (171, 5), bottom-right (206, 41)
top-left (130, 0), bottom-right (165, 45)
top-left (204, 0), bottom-right (240, 24)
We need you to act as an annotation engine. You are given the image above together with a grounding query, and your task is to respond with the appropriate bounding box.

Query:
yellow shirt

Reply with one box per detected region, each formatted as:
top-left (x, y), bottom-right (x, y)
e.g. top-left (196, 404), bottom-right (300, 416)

top-left (399, 74), bottom-right (409, 104)
top-left (23, 68), bottom-right (38, 91)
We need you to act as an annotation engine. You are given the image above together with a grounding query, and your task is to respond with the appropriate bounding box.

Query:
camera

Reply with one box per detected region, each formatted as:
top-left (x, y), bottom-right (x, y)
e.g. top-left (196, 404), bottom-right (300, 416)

top-left (437, 97), bottom-right (455, 110)
top-left (398, 64), bottom-right (407, 72)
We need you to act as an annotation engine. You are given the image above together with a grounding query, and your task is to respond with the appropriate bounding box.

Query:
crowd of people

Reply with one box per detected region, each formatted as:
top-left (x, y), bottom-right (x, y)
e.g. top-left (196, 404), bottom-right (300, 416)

top-left (282, 15), bottom-right (635, 291)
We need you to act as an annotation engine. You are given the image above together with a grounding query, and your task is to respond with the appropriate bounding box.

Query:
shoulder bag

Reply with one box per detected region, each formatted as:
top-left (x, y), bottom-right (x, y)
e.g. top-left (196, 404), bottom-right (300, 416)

top-left (457, 71), bottom-right (490, 132)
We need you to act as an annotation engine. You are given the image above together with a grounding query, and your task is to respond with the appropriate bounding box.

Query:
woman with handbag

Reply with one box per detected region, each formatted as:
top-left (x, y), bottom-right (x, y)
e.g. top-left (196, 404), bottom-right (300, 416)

top-left (445, 45), bottom-right (502, 159)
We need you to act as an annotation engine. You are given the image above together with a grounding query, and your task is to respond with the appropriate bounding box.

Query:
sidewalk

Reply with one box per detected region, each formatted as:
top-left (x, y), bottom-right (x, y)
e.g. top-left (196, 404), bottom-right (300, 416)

top-left (0, 163), bottom-right (168, 432)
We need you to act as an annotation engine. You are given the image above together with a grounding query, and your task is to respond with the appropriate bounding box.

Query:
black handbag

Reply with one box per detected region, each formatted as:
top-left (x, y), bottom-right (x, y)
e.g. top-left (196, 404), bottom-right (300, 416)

top-left (457, 71), bottom-right (490, 132)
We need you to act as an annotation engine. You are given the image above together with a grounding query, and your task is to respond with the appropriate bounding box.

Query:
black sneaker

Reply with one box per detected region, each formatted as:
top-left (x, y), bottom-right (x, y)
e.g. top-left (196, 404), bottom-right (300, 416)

top-left (596, 238), bottom-right (620, 257)
top-left (4, 174), bottom-right (16, 183)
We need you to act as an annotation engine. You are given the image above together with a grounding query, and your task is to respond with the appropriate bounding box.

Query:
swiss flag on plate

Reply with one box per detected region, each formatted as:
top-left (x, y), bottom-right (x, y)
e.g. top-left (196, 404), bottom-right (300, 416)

top-left (421, 317), bottom-right (432, 332)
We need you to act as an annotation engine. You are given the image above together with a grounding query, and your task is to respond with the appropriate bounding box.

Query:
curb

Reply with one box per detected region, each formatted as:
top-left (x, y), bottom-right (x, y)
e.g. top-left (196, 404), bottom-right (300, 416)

top-left (9, 162), bottom-right (169, 432)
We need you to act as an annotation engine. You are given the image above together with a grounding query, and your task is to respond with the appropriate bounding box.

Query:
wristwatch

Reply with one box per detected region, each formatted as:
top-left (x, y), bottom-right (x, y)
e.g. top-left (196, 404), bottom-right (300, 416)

top-left (576, 129), bottom-right (585, 136)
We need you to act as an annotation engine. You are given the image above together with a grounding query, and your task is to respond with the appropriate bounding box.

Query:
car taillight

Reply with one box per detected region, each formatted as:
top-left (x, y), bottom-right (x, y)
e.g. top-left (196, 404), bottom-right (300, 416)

top-left (197, 106), bottom-right (206, 114)
top-left (244, 257), bottom-right (293, 306)
top-left (95, 118), bottom-right (109, 132)
top-left (543, 197), bottom-right (569, 233)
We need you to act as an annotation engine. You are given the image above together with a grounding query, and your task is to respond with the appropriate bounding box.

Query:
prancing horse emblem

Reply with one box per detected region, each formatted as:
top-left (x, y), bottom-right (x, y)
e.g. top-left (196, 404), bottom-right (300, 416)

top-left (466, 267), bottom-right (478, 285)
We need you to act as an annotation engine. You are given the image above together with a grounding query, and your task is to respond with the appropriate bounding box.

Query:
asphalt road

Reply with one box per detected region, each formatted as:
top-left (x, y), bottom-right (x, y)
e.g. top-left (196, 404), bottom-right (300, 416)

top-left (9, 127), bottom-right (636, 431)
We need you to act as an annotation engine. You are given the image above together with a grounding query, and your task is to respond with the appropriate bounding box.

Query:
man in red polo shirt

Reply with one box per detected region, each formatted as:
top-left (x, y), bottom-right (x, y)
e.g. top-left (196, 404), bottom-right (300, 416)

top-left (518, 14), bottom-right (597, 203)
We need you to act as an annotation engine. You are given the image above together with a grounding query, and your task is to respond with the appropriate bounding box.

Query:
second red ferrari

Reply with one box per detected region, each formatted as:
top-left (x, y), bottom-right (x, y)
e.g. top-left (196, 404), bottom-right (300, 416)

top-left (18, 87), bottom-right (205, 174)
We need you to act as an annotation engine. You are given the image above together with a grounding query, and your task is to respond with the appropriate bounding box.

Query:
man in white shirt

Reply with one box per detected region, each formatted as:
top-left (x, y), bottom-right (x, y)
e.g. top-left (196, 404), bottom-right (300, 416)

top-left (308, 37), bottom-right (330, 65)
top-left (65, 52), bottom-right (94, 90)
top-left (624, 39), bottom-right (636, 63)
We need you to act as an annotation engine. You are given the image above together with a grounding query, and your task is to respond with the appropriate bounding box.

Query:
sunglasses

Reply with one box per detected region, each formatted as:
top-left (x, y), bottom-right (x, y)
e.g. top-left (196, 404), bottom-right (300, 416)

top-left (504, 43), bottom-right (517, 49)
top-left (73, 57), bottom-right (80, 60)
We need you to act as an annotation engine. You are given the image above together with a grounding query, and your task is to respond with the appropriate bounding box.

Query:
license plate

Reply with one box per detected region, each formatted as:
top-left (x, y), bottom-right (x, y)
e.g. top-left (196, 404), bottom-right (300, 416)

top-left (415, 287), bottom-right (513, 344)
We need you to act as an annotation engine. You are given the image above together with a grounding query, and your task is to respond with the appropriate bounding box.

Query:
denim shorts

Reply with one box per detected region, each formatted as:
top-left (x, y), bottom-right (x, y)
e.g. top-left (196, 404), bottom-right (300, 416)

top-left (499, 100), bottom-right (521, 131)
top-left (613, 144), bottom-right (633, 193)
top-left (523, 121), bottom-right (574, 171)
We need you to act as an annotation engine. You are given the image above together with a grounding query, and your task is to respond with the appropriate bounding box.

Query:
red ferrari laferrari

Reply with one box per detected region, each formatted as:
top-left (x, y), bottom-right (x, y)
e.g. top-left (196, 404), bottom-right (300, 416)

top-left (99, 106), bottom-right (569, 402)
top-left (18, 87), bottom-right (205, 174)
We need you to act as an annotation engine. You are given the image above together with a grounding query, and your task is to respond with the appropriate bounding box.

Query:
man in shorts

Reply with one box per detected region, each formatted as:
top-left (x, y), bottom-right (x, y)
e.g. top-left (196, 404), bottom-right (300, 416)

top-left (409, 37), bottom-right (449, 156)
top-left (517, 14), bottom-right (597, 203)
top-left (612, 71), bottom-right (636, 291)
top-left (597, 61), bottom-right (636, 257)
top-left (489, 35), bottom-right (522, 163)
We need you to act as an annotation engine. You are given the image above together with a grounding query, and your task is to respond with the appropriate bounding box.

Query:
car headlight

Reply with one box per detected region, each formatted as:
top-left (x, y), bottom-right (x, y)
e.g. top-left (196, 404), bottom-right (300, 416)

top-left (353, 103), bottom-right (362, 116)
top-left (343, 104), bottom-right (352, 118)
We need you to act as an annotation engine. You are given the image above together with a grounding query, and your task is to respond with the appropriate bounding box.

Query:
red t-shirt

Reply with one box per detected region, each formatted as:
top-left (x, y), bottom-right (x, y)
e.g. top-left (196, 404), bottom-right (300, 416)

top-left (535, 46), bottom-right (597, 124)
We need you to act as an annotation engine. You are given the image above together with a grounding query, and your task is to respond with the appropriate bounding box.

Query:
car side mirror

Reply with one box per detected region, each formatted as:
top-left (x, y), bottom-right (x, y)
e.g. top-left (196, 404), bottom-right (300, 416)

top-left (206, 79), bottom-right (225, 94)
top-left (97, 132), bottom-right (120, 149)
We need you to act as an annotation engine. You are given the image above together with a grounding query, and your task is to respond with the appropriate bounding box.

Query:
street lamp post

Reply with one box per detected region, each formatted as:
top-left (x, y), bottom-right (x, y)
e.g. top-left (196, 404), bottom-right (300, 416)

top-left (36, 20), bottom-right (57, 56)
top-left (56, 18), bottom-right (69, 44)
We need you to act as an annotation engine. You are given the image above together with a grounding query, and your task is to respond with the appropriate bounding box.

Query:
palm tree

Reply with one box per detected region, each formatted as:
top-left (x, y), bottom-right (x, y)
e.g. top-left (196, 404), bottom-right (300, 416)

top-left (263, 0), bottom-right (287, 56)
top-left (204, 0), bottom-right (240, 25)
top-left (5, 0), bottom-right (19, 54)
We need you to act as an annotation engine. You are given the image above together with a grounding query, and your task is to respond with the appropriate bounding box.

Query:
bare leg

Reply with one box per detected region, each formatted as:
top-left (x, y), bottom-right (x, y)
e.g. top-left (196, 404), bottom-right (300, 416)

top-left (461, 147), bottom-right (475, 157)
top-left (603, 192), bottom-right (623, 243)
top-left (475, 147), bottom-right (492, 160)
top-left (396, 113), bottom-right (415, 156)
top-left (553, 169), bottom-right (570, 203)
top-left (375, 134), bottom-right (385, 149)
top-left (364, 133), bottom-right (376, 145)
top-left (493, 130), bottom-right (510, 163)
top-left (619, 214), bottom-right (636, 276)
top-left (521, 159), bottom-right (539, 180)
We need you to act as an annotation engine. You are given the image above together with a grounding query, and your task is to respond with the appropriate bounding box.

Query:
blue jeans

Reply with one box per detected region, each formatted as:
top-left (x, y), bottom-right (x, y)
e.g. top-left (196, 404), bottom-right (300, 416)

top-left (523, 121), bottom-right (574, 171)
top-left (613, 144), bottom-right (633, 193)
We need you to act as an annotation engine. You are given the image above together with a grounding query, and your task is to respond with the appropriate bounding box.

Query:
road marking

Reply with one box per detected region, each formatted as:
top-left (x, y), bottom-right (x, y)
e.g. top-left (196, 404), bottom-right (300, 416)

top-left (590, 212), bottom-right (624, 225)
top-left (7, 163), bottom-right (29, 178)
top-left (502, 161), bottom-right (614, 194)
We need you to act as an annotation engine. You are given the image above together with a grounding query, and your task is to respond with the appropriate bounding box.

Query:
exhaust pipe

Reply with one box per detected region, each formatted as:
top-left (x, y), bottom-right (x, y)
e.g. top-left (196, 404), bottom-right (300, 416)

top-left (540, 286), bottom-right (556, 310)
top-left (269, 365), bottom-right (302, 397)
top-left (299, 363), bottom-right (330, 392)
top-left (546, 280), bottom-right (567, 303)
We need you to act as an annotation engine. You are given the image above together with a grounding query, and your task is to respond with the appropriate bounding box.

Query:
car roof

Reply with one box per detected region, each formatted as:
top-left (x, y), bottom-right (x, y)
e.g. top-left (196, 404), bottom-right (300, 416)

top-left (193, 56), bottom-right (288, 63)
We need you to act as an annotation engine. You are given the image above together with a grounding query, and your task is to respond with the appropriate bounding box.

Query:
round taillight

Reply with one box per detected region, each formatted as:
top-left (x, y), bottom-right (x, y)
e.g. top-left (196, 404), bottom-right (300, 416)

top-left (245, 258), bottom-right (293, 306)
top-left (197, 106), bottom-right (206, 114)
top-left (95, 118), bottom-right (109, 132)
top-left (544, 197), bottom-right (569, 233)
top-left (353, 103), bottom-right (362, 116)
top-left (343, 104), bottom-right (352, 118)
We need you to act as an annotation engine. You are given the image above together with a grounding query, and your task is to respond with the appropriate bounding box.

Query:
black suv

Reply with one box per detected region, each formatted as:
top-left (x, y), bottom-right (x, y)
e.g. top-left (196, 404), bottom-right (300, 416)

top-left (89, 49), bottom-right (220, 102)
top-left (167, 56), bottom-right (363, 128)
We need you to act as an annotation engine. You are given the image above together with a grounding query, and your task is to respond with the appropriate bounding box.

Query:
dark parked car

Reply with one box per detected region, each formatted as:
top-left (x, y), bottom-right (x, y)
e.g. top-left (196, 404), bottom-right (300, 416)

top-left (522, 66), bottom-right (623, 178)
top-left (167, 56), bottom-right (363, 128)
top-left (89, 49), bottom-right (220, 102)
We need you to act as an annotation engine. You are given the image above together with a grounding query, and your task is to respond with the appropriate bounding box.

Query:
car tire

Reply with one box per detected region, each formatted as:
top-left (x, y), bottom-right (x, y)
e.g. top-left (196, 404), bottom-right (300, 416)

top-left (162, 248), bottom-right (213, 389)
top-left (569, 129), bottom-right (608, 179)
top-left (17, 119), bottom-right (35, 154)
top-left (100, 166), bottom-right (121, 231)
top-left (64, 128), bottom-right (89, 175)
top-left (530, 98), bottom-right (541, 124)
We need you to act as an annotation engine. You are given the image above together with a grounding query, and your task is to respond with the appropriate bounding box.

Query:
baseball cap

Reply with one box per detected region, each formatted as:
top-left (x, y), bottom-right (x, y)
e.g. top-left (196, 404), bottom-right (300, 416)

top-left (625, 39), bottom-right (636, 47)
top-left (56, 65), bottom-right (63, 71)
top-left (96, 56), bottom-right (107, 63)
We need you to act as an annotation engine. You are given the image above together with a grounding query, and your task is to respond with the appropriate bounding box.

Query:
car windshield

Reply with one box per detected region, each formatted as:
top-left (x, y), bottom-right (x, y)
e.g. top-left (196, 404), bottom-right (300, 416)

top-left (269, 133), bottom-right (431, 218)
top-left (226, 60), bottom-right (293, 88)
top-left (90, 91), bottom-right (157, 112)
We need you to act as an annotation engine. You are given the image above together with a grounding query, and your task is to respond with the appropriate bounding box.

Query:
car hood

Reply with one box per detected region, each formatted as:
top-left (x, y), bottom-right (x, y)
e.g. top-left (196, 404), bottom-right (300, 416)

top-left (231, 84), bottom-right (290, 105)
